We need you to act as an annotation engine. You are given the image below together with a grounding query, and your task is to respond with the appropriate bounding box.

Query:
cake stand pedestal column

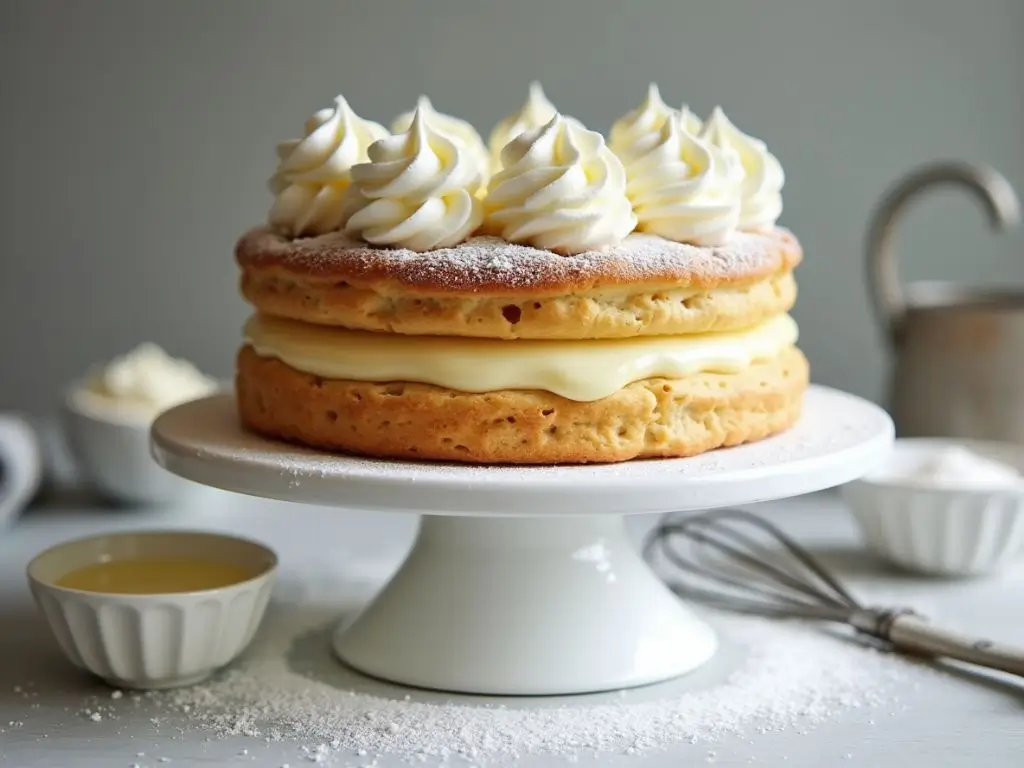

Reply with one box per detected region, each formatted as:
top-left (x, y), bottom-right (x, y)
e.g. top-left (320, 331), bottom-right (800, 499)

top-left (332, 514), bottom-right (716, 695)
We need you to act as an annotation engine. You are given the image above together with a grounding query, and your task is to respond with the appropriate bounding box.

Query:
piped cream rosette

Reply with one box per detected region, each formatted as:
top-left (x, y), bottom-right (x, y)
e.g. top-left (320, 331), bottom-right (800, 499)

top-left (609, 83), bottom-right (676, 163)
top-left (624, 112), bottom-right (744, 246)
top-left (678, 104), bottom-right (703, 136)
top-left (605, 85), bottom-right (786, 244)
top-left (488, 82), bottom-right (557, 175)
top-left (268, 96), bottom-right (388, 238)
top-left (701, 107), bottom-right (785, 231)
top-left (392, 96), bottom-right (491, 187)
top-left (341, 107), bottom-right (484, 252)
top-left (609, 84), bottom-right (705, 161)
top-left (483, 114), bottom-right (636, 254)
top-left (487, 82), bottom-right (585, 175)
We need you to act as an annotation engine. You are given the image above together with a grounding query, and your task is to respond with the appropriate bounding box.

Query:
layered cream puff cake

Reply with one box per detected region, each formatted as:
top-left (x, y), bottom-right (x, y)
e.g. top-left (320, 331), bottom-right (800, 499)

top-left (235, 83), bottom-right (807, 464)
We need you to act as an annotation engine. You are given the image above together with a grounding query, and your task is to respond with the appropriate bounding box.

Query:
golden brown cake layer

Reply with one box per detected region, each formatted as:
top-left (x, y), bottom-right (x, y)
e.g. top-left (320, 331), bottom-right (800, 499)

top-left (235, 344), bottom-right (809, 465)
top-left (242, 267), bottom-right (796, 340)
top-left (236, 227), bottom-right (801, 339)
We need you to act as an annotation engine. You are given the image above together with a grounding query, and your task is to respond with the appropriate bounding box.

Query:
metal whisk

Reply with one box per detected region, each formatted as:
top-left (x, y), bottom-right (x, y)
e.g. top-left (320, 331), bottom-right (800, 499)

top-left (645, 508), bottom-right (1024, 679)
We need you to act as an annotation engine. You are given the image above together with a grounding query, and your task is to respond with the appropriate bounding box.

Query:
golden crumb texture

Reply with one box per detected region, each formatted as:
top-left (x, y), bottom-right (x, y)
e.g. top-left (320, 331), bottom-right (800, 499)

top-left (241, 268), bottom-right (796, 340)
top-left (236, 345), bottom-right (809, 465)
top-left (236, 227), bottom-right (801, 339)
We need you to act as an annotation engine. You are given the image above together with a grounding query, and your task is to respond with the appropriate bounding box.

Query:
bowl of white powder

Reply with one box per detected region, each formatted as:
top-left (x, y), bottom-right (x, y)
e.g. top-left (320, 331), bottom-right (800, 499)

top-left (62, 343), bottom-right (220, 505)
top-left (841, 438), bottom-right (1024, 576)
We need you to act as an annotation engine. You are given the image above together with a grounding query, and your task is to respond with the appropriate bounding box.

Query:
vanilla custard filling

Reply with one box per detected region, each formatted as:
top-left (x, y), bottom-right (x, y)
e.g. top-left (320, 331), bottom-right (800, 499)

top-left (243, 313), bottom-right (798, 403)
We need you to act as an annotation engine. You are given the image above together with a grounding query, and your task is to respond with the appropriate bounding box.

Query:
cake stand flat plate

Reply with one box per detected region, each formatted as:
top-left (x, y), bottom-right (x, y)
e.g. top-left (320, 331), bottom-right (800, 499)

top-left (152, 385), bottom-right (893, 516)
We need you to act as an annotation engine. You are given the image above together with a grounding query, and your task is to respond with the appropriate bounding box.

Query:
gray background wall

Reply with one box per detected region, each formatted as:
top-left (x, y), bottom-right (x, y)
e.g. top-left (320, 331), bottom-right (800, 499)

top-left (1, 0), bottom-right (1022, 415)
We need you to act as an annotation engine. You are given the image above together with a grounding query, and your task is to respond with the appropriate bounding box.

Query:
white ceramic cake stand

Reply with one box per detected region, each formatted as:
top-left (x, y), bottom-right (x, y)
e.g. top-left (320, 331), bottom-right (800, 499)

top-left (151, 385), bottom-right (893, 696)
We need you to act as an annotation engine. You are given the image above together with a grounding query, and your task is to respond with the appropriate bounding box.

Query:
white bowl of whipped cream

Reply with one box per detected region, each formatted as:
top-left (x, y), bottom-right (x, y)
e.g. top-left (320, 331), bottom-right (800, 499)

top-left (62, 343), bottom-right (220, 505)
top-left (841, 439), bottom-right (1024, 576)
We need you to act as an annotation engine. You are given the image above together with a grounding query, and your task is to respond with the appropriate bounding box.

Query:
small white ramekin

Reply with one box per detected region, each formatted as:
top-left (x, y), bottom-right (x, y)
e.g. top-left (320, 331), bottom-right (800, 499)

top-left (27, 530), bottom-right (277, 689)
top-left (841, 438), bottom-right (1024, 576)
top-left (61, 383), bottom-right (217, 505)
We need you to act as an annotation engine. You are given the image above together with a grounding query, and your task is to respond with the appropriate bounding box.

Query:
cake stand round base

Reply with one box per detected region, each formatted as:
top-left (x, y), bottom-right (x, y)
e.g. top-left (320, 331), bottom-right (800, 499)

top-left (152, 385), bottom-right (893, 695)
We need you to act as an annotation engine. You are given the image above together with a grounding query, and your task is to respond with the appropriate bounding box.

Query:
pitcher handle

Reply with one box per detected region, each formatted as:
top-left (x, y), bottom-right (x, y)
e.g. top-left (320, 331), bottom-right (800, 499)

top-left (866, 162), bottom-right (1020, 346)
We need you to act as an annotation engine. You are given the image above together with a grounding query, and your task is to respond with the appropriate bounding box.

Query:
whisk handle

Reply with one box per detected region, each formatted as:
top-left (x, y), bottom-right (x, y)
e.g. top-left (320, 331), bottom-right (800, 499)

top-left (887, 614), bottom-right (1024, 678)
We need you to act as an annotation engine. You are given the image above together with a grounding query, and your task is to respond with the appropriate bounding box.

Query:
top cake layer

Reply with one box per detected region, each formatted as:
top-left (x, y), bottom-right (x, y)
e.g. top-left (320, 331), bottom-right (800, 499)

top-left (237, 226), bottom-right (800, 339)
top-left (237, 226), bottom-right (800, 294)
top-left (237, 227), bottom-right (798, 292)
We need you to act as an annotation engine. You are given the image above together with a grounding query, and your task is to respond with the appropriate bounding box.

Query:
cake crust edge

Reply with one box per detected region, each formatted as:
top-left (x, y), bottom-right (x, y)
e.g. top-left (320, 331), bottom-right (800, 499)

top-left (235, 345), bottom-right (809, 465)
top-left (236, 227), bottom-right (802, 297)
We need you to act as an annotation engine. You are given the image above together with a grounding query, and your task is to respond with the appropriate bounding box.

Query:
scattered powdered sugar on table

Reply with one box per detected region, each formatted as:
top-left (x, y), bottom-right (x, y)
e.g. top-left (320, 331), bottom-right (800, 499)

top-left (143, 603), bottom-right (909, 766)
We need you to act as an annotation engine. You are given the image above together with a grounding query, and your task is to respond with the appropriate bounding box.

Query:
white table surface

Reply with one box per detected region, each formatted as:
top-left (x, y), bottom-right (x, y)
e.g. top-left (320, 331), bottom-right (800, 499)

top-left (1, 487), bottom-right (1022, 768)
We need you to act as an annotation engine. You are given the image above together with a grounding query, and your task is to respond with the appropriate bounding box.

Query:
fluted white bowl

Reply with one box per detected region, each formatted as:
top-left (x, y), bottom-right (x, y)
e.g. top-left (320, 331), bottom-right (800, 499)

top-left (841, 438), bottom-right (1024, 576)
top-left (27, 530), bottom-right (277, 689)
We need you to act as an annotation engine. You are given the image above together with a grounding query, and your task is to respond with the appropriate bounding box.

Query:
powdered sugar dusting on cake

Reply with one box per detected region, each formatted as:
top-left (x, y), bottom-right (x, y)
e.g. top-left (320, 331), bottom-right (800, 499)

top-left (236, 228), bottom-right (801, 294)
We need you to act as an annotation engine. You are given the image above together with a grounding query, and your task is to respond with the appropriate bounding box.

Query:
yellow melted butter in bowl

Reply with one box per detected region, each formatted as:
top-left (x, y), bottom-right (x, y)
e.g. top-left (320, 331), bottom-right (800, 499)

top-left (56, 558), bottom-right (257, 594)
top-left (29, 533), bottom-right (278, 690)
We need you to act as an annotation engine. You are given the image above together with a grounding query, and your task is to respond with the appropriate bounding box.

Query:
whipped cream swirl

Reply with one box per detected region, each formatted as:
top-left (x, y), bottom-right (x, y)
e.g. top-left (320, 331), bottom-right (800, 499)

top-left (483, 114), bottom-right (636, 254)
top-left (625, 114), bottom-right (743, 246)
top-left (701, 107), bottom-right (784, 231)
top-left (488, 82), bottom-right (572, 174)
top-left (609, 83), bottom-right (676, 162)
top-left (679, 104), bottom-right (703, 136)
top-left (342, 107), bottom-right (484, 251)
top-left (268, 96), bottom-right (388, 238)
top-left (392, 96), bottom-right (490, 185)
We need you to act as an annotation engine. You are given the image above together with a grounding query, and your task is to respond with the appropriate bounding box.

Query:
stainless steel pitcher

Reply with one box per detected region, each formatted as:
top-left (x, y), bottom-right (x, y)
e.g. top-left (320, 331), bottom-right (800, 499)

top-left (867, 162), bottom-right (1022, 441)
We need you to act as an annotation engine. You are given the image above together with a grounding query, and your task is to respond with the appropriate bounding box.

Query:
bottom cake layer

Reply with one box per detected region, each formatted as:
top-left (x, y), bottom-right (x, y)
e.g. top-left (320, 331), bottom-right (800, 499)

top-left (235, 344), bottom-right (809, 465)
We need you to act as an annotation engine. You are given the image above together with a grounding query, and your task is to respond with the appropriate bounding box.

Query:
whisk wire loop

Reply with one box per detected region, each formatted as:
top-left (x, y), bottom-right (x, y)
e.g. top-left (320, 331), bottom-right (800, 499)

top-left (650, 521), bottom-right (836, 616)
top-left (677, 515), bottom-right (848, 609)
top-left (644, 508), bottom-right (864, 621)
